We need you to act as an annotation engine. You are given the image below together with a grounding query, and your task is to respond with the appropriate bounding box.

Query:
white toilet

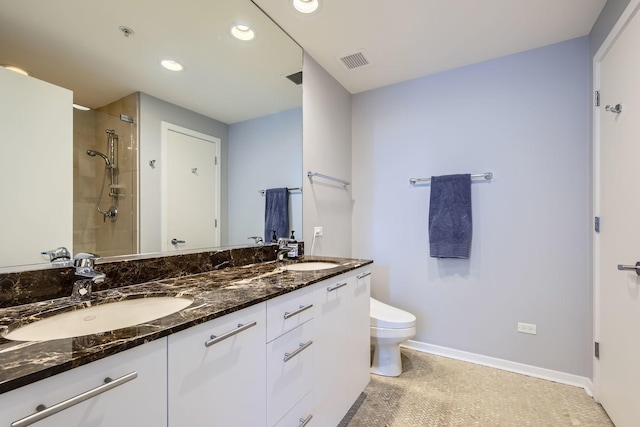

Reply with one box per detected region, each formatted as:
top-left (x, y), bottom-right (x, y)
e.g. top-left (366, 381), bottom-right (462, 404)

top-left (370, 297), bottom-right (416, 377)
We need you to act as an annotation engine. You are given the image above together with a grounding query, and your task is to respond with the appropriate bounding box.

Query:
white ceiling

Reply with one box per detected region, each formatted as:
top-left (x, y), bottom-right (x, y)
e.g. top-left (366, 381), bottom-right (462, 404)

top-left (0, 0), bottom-right (302, 124)
top-left (253, 0), bottom-right (607, 94)
top-left (1, 0), bottom-right (607, 122)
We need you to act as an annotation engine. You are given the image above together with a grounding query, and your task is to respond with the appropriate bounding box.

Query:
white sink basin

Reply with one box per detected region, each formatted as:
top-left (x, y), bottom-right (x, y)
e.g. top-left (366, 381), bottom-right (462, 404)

top-left (3, 296), bottom-right (193, 342)
top-left (281, 262), bottom-right (340, 271)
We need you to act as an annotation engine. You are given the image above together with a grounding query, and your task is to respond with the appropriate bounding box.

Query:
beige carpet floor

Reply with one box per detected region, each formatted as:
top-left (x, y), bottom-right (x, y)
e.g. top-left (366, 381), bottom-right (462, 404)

top-left (339, 348), bottom-right (613, 427)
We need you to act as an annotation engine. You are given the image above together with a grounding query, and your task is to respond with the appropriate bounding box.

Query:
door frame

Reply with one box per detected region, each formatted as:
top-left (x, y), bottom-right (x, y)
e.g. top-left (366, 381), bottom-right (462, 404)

top-left (160, 121), bottom-right (221, 251)
top-left (592, 0), bottom-right (640, 401)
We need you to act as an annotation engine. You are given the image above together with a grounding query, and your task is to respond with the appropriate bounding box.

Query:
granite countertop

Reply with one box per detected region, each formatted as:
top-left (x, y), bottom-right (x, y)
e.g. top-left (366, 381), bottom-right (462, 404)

top-left (0, 256), bottom-right (372, 394)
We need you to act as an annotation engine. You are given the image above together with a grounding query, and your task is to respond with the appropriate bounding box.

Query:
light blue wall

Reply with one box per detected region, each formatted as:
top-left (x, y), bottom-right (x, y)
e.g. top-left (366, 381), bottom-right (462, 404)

top-left (351, 37), bottom-right (592, 376)
top-left (302, 54), bottom-right (353, 257)
top-left (228, 108), bottom-right (303, 245)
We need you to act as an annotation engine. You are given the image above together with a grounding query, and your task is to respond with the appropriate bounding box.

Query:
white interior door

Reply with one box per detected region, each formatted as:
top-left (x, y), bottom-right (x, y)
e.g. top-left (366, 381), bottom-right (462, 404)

top-left (161, 123), bottom-right (220, 251)
top-left (597, 4), bottom-right (640, 425)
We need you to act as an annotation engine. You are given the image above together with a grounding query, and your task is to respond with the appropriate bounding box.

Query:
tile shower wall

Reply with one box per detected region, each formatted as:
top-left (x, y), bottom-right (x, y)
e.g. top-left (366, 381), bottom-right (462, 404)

top-left (73, 93), bottom-right (138, 257)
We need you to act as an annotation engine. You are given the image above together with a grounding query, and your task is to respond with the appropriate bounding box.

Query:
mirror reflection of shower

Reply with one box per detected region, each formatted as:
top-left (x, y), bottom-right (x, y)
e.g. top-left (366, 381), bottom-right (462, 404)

top-left (86, 129), bottom-right (123, 222)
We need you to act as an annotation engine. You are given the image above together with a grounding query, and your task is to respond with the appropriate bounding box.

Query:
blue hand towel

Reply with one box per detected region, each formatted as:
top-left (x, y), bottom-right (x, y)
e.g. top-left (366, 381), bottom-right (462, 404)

top-left (429, 174), bottom-right (472, 258)
top-left (264, 188), bottom-right (289, 242)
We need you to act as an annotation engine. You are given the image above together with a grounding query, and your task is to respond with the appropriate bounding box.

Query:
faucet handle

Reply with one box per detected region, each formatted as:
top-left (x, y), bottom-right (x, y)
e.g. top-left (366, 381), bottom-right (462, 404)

top-left (73, 252), bottom-right (101, 268)
top-left (248, 236), bottom-right (264, 245)
top-left (42, 247), bottom-right (71, 262)
top-left (277, 238), bottom-right (291, 248)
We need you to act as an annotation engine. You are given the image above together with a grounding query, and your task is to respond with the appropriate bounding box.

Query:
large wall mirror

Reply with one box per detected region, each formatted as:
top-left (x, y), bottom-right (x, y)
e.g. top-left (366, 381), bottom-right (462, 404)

top-left (0, 0), bottom-right (303, 270)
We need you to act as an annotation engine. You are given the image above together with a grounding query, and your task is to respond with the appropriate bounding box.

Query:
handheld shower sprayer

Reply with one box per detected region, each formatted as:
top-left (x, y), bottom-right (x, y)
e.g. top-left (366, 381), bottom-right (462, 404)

top-left (86, 150), bottom-right (111, 167)
top-left (86, 129), bottom-right (120, 222)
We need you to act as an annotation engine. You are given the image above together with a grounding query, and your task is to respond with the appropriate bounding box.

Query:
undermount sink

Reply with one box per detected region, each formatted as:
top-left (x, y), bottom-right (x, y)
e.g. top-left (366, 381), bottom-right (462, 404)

top-left (280, 262), bottom-right (340, 271)
top-left (3, 296), bottom-right (194, 342)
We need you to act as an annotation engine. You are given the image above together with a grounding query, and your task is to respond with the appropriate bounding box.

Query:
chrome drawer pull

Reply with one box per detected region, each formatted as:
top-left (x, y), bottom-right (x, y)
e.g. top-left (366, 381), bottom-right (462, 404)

top-left (356, 271), bottom-right (371, 279)
top-left (283, 340), bottom-right (313, 362)
top-left (11, 372), bottom-right (138, 427)
top-left (327, 282), bottom-right (348, 292)
top-left (299, 414), bottom-right (313, 427)
top-left (283, 304), bottom-right (313, 319)
top-left (205, 321), bottom-right (257, 347)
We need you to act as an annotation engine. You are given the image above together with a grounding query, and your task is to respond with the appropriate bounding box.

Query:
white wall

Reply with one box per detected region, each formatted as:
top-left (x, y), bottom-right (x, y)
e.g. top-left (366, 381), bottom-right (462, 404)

top-left (0, 68), bottom-right (73, 266)
top-left (351, 38), bottom-right (592, 377)
top-left (139, 93), bottom-right (228, 253)
top-left (302, 54), bottom-right (352, 257)
top-left (228, 108), bottom-right (303, 245)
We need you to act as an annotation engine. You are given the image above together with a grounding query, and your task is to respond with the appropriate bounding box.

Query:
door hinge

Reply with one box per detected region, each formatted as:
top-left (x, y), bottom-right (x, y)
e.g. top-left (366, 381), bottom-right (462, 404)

top-left (595, 342), bottom-right (600, 359)
top-left (594, 216), bottom-right (600, 233)
top-left (215, 156), bottom-right (218, 166)
top-left (595, 90), bottom-right (600, 107)
top-left (214, 219), bottom-right (218, 228)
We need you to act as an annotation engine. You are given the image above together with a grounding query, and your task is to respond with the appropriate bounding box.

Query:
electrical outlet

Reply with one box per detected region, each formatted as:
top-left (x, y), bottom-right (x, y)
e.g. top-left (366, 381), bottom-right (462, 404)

top-left (517, 322), bottom-right (537, 335)
top-left (314, 226), bottom-right (323, 237)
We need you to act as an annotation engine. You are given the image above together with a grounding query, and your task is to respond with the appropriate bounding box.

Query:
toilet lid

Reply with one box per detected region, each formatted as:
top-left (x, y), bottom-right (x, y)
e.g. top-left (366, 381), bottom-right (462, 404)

top-left (370, 297), bottom-right (416, 329)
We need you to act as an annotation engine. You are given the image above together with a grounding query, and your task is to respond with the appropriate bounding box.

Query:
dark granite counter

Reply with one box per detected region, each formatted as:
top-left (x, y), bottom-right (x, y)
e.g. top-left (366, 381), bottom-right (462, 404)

top-left (0, 256), bottom-right (372, 394)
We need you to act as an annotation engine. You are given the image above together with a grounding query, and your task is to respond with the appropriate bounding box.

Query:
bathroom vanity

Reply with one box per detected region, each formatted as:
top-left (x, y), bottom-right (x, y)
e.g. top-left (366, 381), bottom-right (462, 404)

top-left (0, 250), bottom-right (372, 427)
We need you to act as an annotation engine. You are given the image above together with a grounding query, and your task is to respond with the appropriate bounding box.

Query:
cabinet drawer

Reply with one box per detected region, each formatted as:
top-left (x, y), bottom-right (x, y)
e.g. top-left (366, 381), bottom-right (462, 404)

top-left (168, 303), bottom-right (266, 427)
top-left (266, 285), bottom-right (314, 342)
top-left (273, 389), bottom-right (314, 427)
top-left (267, 319), bottom-right (314, 426)
top-left (0, 338), bottom-right (167, 427)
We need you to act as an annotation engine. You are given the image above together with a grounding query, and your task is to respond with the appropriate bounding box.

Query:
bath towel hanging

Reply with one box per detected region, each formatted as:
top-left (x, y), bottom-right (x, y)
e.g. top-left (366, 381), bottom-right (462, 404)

top-left (428, 174), bottom-right (472, 258)
top-left (264, 188), bottom-right (289, 243)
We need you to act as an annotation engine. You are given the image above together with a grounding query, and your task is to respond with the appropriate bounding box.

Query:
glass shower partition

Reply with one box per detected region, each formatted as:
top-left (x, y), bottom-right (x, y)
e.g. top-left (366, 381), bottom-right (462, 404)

top-left (73, 96), bottom-right (138, 258)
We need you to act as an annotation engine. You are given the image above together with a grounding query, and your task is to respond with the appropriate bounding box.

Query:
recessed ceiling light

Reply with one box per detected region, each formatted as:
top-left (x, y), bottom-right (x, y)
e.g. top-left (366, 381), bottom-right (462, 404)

top-left (293, 0), bottom-right (319, 14)
top-left (161, 60), bottom-right (183, 71)
top-left (231, 25), bottom-right (255, 41)
top-left (2, 65), bottom-right (31, 76)
top-left (72, 104), bottom-right (91, 111)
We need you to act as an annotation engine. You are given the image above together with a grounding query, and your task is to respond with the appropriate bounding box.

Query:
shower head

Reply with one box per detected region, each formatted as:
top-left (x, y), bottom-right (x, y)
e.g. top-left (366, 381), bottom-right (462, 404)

top-left (86, 149), bottom-right (111, 166)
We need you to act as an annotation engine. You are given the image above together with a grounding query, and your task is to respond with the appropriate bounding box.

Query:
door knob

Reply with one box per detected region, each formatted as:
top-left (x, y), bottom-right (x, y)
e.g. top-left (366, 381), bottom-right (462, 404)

top-left (617, 262), bottom-right (640, 275)
top-left (171, 238), bottom-right (185, 245)
top-left (605, 104), bottom-right (623, 114)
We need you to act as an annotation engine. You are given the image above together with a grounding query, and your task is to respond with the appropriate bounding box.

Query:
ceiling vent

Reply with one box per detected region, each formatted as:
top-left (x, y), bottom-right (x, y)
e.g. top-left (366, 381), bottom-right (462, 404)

top-left (286, 71), bottom-right (303, 85)
top-left (338, 50), bottom-right (370, 70)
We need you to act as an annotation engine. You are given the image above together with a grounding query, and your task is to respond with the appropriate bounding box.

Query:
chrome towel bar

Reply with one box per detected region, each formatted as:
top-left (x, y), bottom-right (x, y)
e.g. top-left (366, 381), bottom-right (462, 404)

top-left (258, 187), bottom-right (302, 195)
top-left (410, 172), bottom-right (493, 185)
top-left (307, 171), bottom-right (351, 186)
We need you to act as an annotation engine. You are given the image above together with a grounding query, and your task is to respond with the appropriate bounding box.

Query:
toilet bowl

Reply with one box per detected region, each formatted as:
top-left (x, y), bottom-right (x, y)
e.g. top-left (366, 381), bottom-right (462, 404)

top-left (370, 297), bottom-right (416, 377)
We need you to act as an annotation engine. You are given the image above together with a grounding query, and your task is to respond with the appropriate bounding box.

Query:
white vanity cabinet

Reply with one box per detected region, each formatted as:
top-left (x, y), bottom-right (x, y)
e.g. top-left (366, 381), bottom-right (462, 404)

top-left (348, 270), bottom-right (372, 402)
top-left (0, 338), bottom-right (167, 427)
top-left (167, 302), bottom-right (266, 427)
top-left (266, 285), bottom-right (315, 427)
top-left (273, 390), bottom-right (314, 427)
top-left (0, 264), bottom-right (371, 427)
top-left (313, 267), bottom-right (371, 427)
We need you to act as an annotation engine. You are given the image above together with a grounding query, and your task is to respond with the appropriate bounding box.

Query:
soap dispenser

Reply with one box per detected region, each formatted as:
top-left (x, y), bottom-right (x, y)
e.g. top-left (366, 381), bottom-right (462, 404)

top-left (285, 231), bottom-right (299, 259)
top-left (271, 230), bottom-right (278, 243)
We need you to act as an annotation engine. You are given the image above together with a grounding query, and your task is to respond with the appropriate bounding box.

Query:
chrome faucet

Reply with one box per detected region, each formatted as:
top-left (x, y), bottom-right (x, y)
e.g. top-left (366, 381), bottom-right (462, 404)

top-left (248, 236), bottom-right (264, 245)
top-left (276, 238), bottom-right (298, 261)
top-left (276, 247), bottom-right (293, 262)
top-left (41, 247), bottom-right (72, 266)
top-left (71, 253), bottom-right (105, 301)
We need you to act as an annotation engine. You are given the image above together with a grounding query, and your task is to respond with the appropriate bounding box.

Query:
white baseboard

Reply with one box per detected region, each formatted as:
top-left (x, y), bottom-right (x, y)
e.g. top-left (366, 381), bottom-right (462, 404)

top-left (401, 340), bottom-right (594, 397)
